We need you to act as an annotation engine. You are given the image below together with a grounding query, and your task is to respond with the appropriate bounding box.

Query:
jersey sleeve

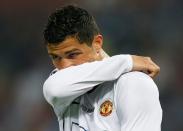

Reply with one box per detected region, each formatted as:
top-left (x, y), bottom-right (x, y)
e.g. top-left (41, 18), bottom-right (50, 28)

top-left (114, 72), bottom-right (162, 131)
top-left (43, 54), bottom-right (133, 117)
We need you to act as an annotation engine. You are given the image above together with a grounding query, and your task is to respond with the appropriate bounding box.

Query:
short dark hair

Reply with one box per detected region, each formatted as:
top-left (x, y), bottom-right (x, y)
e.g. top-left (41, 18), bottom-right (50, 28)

top-left (43, 5), bottom-right (100, 45)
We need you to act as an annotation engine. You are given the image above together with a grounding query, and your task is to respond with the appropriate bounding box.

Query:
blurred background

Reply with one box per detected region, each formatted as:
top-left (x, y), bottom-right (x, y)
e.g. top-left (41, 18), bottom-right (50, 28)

top-left (0, 0), bottom-right (183, 131)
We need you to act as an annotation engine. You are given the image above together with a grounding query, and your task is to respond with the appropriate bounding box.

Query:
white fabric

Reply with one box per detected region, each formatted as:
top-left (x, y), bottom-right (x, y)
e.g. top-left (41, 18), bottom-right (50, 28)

top-left (114, 72), bottom-right (162, 131)
top-left (43, 55), bottom-right (162, 131)
top-left (43, 55), bottom-right (132, 116)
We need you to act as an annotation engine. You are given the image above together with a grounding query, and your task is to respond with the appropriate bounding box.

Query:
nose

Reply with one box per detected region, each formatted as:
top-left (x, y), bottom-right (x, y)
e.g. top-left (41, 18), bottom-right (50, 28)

top-left (59, 58), bottom-right (74, 69)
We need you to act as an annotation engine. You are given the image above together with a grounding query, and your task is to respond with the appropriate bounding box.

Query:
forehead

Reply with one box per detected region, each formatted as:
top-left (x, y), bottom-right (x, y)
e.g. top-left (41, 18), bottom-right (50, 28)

top-left (47, 37), bottom-right (90, 54)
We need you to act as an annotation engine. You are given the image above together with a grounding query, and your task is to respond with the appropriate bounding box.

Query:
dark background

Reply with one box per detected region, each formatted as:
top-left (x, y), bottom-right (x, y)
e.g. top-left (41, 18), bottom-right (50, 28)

top-left (0, 0), bottom-right (183, 131)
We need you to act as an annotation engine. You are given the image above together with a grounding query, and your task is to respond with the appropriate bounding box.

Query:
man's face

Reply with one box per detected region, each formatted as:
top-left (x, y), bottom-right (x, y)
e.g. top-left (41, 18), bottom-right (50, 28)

top-left (47, 36), bottom-right (103, 70)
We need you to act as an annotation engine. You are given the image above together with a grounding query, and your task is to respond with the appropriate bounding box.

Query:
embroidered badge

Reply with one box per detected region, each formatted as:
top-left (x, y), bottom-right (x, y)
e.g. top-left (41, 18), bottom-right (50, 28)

top-left (100, 100), bottom-right (113, 116)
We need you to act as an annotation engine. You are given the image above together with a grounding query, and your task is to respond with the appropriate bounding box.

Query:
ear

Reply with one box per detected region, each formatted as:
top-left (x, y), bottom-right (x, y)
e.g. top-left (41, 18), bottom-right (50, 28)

top-left (92, 35), bottom-right (103, 54)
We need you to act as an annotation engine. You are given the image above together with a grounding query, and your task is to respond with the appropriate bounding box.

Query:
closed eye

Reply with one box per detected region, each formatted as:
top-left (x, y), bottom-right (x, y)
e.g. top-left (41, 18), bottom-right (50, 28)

top-left (67, 52), bottom-right (82, 59)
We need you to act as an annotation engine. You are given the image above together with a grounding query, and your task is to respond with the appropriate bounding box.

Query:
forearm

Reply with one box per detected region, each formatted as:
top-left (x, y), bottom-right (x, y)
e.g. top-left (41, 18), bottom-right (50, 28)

top-left (43, 55), bottom-right (132, 112)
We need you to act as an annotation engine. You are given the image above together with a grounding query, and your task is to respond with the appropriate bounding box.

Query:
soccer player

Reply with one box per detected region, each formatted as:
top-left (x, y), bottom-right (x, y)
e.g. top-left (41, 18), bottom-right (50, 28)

top-left (43, 5), bottom-right (162, 131)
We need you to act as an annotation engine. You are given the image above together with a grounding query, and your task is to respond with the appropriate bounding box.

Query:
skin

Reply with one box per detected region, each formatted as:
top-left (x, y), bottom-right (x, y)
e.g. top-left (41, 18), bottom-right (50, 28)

top-left (47, 34), bottom-right (160, 78)
top-left (47, 35), bottom-right (104, 70)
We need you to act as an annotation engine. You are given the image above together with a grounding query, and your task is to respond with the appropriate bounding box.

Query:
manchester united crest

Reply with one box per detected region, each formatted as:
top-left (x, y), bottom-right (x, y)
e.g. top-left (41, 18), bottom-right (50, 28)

top-left (100, 100), bottom-right (113, 116)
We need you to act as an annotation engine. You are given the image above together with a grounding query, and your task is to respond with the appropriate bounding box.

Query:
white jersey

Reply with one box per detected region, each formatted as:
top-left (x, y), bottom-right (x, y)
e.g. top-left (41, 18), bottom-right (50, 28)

top-left (43, 55), bottom-right (162, 131)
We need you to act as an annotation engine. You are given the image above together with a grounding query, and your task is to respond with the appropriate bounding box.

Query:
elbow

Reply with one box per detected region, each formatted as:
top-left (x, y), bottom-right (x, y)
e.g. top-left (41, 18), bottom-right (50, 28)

top-left (43, 77), bottom-right (71, 105)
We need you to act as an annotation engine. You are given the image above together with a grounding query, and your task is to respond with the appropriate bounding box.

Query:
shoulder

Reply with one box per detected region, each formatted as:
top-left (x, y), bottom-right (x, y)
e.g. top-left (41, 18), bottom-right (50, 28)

top-left (114, 72), bottom-right (162, 128)
top-left (114, 72), bottom-right (161, 115)
top-left (117, 71), bottom-right (158, 90)
top-left (119, 71), bottom-right (153, 83)
top-left (115, 71), bottom-right (159, 101)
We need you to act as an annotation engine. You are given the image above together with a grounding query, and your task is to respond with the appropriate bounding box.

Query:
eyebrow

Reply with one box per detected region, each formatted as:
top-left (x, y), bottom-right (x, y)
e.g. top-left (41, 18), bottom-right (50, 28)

top-left (48, 48), bottom-right (81, 57)
top-left (48, 53), bottom-right (58, 56)
top-left (64, 48), bottom-right (81, 55)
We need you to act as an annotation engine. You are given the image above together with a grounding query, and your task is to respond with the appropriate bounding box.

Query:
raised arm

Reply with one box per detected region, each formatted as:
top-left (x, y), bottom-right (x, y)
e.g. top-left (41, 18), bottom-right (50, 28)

top-left (43, 54), bottom-right (160, 117)
top-left (43, 55), bottom-right (132, 116)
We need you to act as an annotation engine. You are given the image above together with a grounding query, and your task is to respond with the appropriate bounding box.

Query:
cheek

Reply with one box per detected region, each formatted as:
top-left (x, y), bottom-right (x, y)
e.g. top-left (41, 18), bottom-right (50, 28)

top-left (75, 54), bottom-right (95, 64)
top-left (84, 53), bottom-right (96, 62)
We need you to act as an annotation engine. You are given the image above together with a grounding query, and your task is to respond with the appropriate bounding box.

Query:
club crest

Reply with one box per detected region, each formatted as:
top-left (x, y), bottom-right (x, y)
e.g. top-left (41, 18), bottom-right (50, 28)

top-left (100, 100), bottom-right (113, 117)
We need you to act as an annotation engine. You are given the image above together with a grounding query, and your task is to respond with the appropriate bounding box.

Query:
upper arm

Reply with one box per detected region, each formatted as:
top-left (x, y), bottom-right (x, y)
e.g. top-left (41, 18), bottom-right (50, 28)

top-left (114, 72), bottom-right (162, 131)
